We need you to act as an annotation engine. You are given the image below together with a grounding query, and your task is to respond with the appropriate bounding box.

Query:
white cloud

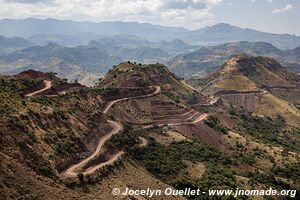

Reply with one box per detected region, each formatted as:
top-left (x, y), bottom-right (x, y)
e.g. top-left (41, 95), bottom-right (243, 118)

top-left (0, 0), bottom-right (223, 29)
top-left (3, 0), bottom-right (52, 3)
top-left (272, 4), bottom-right (293, 14)
top-left (251, 0), bottom-right (274, 3)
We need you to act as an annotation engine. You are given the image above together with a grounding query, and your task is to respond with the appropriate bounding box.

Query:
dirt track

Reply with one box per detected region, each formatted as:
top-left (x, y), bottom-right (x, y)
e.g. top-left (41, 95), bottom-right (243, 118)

top-left (26, 84), bottom-right (207, 178)
top-left (60, 86), bottom-right (160, 178)
top-left (143, 113), bottom-right (208, 128)
top-left (25, 80), bottom-right (52, 97)
top-left (139, 137), bottom-right (148, 147)
top-left (61, 120), bottom-right (123, 178)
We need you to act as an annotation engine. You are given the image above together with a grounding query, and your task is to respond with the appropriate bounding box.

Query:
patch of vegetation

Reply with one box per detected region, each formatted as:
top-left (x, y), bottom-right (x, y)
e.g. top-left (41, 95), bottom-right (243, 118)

top-left (129, 140), bottom-right (232, 182)
top-left (162, 89), bottom-right (180, 102)
top-left (18, 141), bottom-right (55, 178)
top-left (228, 107), bottom-right (238, 116)
top-left (248, 170), bottom-right (294, 191)
top-left (190, 164), bottom-right (239, 199)
top-left (31, 96), bottom-right (55, 106)
top-left (50, 80), bottom-right (61, 90)
top-left (204, 116), bottom-right (229, 134)
top-left (105, 124), bottom-right (139, 151)
top-left (44, 130), bottom-right (83, 156)
top-left (22, 79), bottom-right (43, 90)
top-left (174, 168), bottom-right (241, 200)
top-left (129, 141), bottom-right (186, 180)
top-left (271, 162), bottom-right (300, 182)
top-left (129, 139), bottom-right (242, 200)
top-left (232, 152), bottom-right (256, 166)
top-left (237, 111), bottom-right (300, 151)
top-left (0, 79), bottom-right (24, 117)
top-left (92, 87), bottom-right (119, 96)
top-left (193, 106), bottom-right (211, 113)
top-left (240, 113), bottom-right (286, 137)
top-left (53, 110), bottom-right (69, 121)
top-left (10, 119), bottom-right (37, 144)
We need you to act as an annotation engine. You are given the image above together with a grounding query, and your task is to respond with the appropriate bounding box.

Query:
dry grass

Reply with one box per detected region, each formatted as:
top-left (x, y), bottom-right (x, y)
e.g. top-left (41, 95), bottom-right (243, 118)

top-left (255, 93), bottom-right (300, 128)
top-left (235, 176), bottom-right (266, 200)
top-left (225, 131), bottom-right (300, 168)
top-left (250, 68), bottom-right (292, 87)
top-left (213, 75), bottom-right (258, 92)
top-left (184, 161), bottom-right (205, 181)
top-left (116, 63), bottom-right (134, 72)
top-left (150, 130), bottom-right (190, 146)
top-left (89, 160), bottom-right (186, 200)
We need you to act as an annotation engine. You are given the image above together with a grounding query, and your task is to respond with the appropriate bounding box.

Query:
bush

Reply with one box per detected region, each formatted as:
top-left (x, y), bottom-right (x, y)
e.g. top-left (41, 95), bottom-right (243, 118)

top-left (18, 142), bottom-right (55, 178)
top-left (272, 162), bottom-right (300, 182)
top-left (238, 112), bottom-right (300, 151)
top-left (204, 116), bottom-right (229, 134)
top-left (44, 130), bottom-right (83, 156)
top-left (129, 140), bottom-right (231, 182)
top-left (93, 87), bottom-right (119, 96)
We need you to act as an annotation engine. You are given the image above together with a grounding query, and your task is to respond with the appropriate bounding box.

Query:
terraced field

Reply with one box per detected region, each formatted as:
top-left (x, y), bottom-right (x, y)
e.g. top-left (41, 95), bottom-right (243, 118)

top-left (151, 100), bottom-right (204, 125)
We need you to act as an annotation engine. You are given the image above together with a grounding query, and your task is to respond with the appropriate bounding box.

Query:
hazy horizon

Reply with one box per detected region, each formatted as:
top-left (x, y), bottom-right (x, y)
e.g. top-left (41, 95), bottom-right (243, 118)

top-left (0, 17), bottom-right (299, 38)
top-left (0, 0), bottom-right (299, 35)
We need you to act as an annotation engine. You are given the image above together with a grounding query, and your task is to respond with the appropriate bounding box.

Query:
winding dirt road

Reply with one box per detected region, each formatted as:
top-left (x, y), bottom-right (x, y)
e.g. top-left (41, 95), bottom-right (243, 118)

top-left (60, 86), bottom-right (161, 178)
top-left (143, 113), bottom-right (208, 128)
top-left (138, 137), bottom-right (148, 147)
top-left (103, 86), bottom-right (161, 114)
top-left (26, 83), bottom-right (206, 178)
top-left (25, 80), bottom-right (52, 97)
top-left (78, 137), bottom-right (149, 176)
top-left (61, 120), bottom-right (123, 178)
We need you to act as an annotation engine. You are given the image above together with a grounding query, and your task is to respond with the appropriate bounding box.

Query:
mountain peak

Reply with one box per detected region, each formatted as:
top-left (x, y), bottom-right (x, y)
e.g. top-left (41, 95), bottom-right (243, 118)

top-left (100, 62), bottom-right (178, 88)
top-left (217, 55), bottom-right (288, 80)
top-left (204, 55), bottom-right (299, 96)
top-left (206, 23), bottom-right (237, 32)
top-left (46, 42), bottom-right (61, 47)
top-left (218, 55), bottom-right (245, 74)
top-left (214, 23), bottom-right (233, 27)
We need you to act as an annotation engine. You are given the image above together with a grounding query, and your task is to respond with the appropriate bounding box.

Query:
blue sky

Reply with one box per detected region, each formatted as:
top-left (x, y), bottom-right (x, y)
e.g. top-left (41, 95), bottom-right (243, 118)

top-left (0, 0), bottom-right (299, 35)
top-left (213, 0), bottom-right (299, 35)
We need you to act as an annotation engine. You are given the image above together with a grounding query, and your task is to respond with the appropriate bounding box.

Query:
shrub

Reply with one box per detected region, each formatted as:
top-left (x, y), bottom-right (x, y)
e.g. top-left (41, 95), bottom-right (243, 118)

top-left (204, 116), bottom-right (229, 134)
top-left (129, 140), bottom-right (231, 182)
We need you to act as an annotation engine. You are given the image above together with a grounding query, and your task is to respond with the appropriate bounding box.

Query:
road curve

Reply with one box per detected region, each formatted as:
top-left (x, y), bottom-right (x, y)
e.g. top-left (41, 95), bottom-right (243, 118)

top-left (143, 113), bottom-right (209, 129)
top-left (138, 137), bottom-right (148, 147)
top-left (103, 86), bottom-right (161, 114)
top-left (82, 137), bottom-right (148, 176)
top-left (26, 83), bottom-right (205, 178)
top-left (83, 151), bottom-right (125, 176)
top-left (61, 120), bottom-right (122, 178)
top-left (25, 80), bottom-right (52, 97)
top-left (61, 86), bottom-right (161, 178)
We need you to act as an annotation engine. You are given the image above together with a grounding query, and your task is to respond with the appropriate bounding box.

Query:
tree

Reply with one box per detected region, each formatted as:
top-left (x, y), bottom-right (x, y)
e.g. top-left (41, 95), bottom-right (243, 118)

top-left (77, 173), bottom-right (84, 183)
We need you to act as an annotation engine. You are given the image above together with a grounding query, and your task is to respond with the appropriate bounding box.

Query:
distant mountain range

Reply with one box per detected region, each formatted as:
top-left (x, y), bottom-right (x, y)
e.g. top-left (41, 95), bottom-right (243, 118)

top-left (0, 35), bottom-right (33, 56)
top-left (1, 19), bottom-right (300, 83)
top-left (1, 40), bottom-right (300, 84)
top-left (0, 33), bottom-right (195, 55)
top-left (0, 39), bottom-right (186, 85)
top-left (0, 34), bottom-right (197, 84)
top-left (0, 35), bottom-right (32, 48)
top-left (179, 23), bottom-right (300, 49)
top-left (0, 18), bottom-right (300, 49)
top-left (86, 38), bottom-right (193, 61)
top-left (167, 41), bottom-right (300, 78)
top-left (0, 18), bottom-right (187, 42)
top-left (0, 43), bottom-right (123, 85)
